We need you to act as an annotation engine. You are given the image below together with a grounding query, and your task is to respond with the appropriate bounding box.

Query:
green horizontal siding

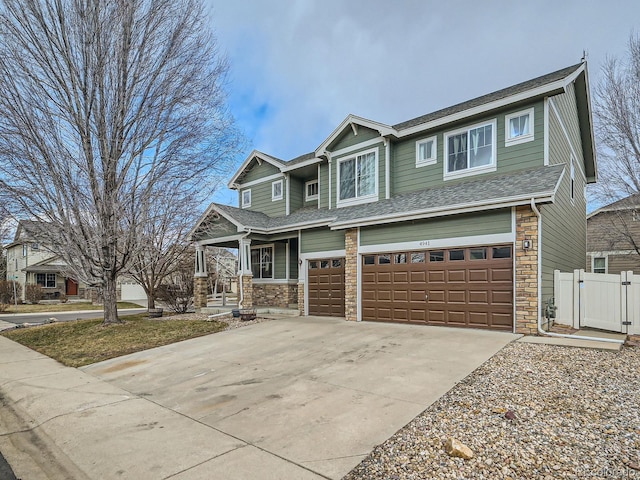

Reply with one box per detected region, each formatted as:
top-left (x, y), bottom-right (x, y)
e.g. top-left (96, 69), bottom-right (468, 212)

top-left (360, 209), bottom-right (512, 246)
top-left (319, 164), bottom-right (329, 209)
top-left (192, 215), bottom-right (238, 241)
top-left (393, 101), bottom-right (544, 195)
top-left (330, 126), bottom-right (379, 151)
top-left (274, 242), bottom-right (287, 278)
top-left (540, 87), bottom-right (587, 303)
top-left (240, 160), bottom-right (280, 184)
top-left (241, 181), bottom-right (286, 217)
top-left (289, 176), bottom-right (303, 211)
top-left (289, 238), bottom-right (299, 279)
top-left (301, 228), bottom-right (345, 254)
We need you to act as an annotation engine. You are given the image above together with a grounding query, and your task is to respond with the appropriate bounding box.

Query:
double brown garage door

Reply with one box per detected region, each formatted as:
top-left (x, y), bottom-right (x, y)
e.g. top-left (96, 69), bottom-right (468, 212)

top-left (362, 245), bottom-right (514, 331)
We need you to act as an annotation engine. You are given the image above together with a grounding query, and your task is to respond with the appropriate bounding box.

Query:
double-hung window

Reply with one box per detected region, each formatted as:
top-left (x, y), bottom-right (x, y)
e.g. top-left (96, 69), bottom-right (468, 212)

top-left (505, 108), bottom-right (534, 146)
top-left (337, 148), bottom-right (377, 206)
top-left (416, 136), bottom-right (437, 167)
top-left (251, 246), bottom-right (273, 279)
top-left (242, 189), bottom-right (251, 208)
top-left (272, 180), bottom-right (283, 201)
top-left (444, 120), bottom-right (496, 179)
top-left (305, 180), bottom-right (318, 201)
top-left (593, 257), bottom-right (606, 274)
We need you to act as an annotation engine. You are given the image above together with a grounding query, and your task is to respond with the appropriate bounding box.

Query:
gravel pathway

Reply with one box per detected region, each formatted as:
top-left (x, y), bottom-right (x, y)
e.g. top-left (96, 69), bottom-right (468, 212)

top-left (345, 342), bottom-right (640, 480)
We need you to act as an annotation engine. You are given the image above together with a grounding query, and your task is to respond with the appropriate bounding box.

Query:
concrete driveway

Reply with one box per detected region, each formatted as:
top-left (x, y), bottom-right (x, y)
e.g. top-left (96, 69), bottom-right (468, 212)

top-left (82, 316), bottom-right (519, 479)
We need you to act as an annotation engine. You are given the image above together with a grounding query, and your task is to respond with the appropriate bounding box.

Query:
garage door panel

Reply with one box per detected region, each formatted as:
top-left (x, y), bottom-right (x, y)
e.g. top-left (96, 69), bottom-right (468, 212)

top-left (492, 290), bottom-right (513, 305)
top-left (428, 290), bottom-right (445, 303)
top-left (491, 313), bottom-right (513, 328)
top-left (447, 290), bottom-right (466, 303)
top-left (410, 271), bottom-right (427, 283)
top-left (447, 311), bottom-right (467, 325)
top-left (377, 290), bottom-right (392, 301)
top-left (410, 289), bottom-right (427, 301)
top-left (469, 311), bottom-right (489, 326)
top-left (393, 271), bottom-right (409, 283)
top-left (447, 270), bottom-right (466, 282)
top-left (362, 272), bottom-right (376, 283)
top-left (410, 309), bottom-right (427, 322)
top-left (393, 309), bottom-right (408, 320)
top-left (469, 290), bottom-right (489, 304)
top-left (428, 270), bottom-right (445, 283)
top-left (491, 268), bottom-right (513, 282)
top-left (469, 269), bottom-right (489, 282)
top-left (393, 290), bottom-right (408, 302)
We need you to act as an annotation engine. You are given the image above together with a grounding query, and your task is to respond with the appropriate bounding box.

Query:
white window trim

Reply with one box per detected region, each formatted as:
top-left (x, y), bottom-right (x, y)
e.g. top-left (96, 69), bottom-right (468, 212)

top-left (591, 255), bottom-right (608, 274)
top-left (336, 147), bottom-right (379, 208)
top-left (415, 136), bottom-right (437, 167)
top-left (242, 189), bottom-right (252, 208)
top-left (272, 180), bottom-right (283, 201)
top-left (250, 243), bottom-right (274, 279)
top-left (570, 157), bottom-right (575, 205)
top-left (305, 179), bottom-right (319, 201)
top-left (505, 107), bottom-right (535, 146)
top-left (444, 119), bottom-right (497, 181)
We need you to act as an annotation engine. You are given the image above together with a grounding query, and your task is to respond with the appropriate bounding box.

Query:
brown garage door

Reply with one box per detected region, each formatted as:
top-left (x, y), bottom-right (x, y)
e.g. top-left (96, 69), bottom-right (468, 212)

top-left (362, 245), bottom-right (513, 331)
top-left (308, 258), bottom-right (345, 317)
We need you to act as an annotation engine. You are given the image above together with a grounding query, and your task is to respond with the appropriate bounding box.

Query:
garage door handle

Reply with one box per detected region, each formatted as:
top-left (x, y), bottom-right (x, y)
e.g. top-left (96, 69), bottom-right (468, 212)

top-left (425, 294), bottom-right (429, 299)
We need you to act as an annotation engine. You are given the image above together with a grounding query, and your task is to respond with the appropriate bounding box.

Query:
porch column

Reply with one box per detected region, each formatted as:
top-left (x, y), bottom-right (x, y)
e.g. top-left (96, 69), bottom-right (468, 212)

top-left (238, 237), bottom-right (253, 308)
top-left (194, 244), bottom-right (208, 308)
top-left (345, 228), bottom-right (358, 321)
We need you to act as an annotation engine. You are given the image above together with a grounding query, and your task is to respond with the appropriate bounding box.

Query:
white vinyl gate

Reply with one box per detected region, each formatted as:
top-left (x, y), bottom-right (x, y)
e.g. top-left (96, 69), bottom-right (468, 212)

top-left (554, 269), bottom-right (640, 334)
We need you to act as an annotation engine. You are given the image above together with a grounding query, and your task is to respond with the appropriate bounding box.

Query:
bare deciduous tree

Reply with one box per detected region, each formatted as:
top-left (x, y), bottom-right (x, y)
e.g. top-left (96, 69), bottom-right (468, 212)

top-left (593, 34), bottom-right (640, 253)
top-left (0, 0), bottom-right (239, 324)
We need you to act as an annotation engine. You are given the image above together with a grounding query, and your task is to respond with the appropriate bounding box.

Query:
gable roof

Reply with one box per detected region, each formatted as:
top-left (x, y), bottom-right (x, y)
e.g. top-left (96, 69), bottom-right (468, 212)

top-left (588, 193), bottom-right (640, 219)
top-left (194, 164), bottom-right (565, 241)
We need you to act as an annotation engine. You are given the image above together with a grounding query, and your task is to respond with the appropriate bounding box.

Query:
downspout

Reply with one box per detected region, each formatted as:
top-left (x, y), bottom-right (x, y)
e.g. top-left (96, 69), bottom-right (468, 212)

top-left (531, 198), bottom-right (623, 344)
top-left (238, 229), bottom-right (251, 309)
top-left (327, 151), bottom-right (332, 210)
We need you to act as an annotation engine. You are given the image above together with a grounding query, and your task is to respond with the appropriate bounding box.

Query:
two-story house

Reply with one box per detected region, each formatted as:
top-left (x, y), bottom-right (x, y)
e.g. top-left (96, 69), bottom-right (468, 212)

top-left (587, 194), bottom-right (640, 274)
top-left (5, 220), bottom-right (85, 300)
top-left (191, 62), bottom-right (595, 335)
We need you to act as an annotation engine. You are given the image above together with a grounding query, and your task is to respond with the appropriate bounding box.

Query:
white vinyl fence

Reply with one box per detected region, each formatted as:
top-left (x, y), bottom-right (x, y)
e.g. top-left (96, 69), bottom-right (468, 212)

top-left (554, 269), bottom-right (640, 335)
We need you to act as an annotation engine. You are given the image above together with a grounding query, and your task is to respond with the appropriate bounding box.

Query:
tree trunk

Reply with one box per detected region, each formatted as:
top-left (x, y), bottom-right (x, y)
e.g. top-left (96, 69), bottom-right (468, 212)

top-left (147, 292), bottom-right (156, 310)
top-left (102, 275), bottom-right (121, 325)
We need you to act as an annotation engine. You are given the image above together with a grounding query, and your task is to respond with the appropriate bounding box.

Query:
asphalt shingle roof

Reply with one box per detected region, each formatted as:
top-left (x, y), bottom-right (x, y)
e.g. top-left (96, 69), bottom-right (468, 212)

top-left (393, 64), bottom-right (582, 131)
top-left (206, 164), bottom-right (565, 236)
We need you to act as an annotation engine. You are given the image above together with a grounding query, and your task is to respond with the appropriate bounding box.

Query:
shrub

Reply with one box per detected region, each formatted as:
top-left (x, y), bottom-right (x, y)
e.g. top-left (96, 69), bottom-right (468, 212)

top-left (0, 280), bottom-right (22, 304)
top-left (0, 303), bottom-right (9, 313)
top-left (157, 282), bottom-right (193, 314)
top-left (25, 284), bottom-right (44, 304)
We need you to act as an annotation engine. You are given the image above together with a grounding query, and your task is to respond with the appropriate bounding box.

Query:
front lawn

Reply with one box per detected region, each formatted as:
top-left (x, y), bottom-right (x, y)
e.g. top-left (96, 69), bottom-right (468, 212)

top-left (1, 314), bottom-right (227, 367)
top-left (0, 301), bottom-right (142, 314)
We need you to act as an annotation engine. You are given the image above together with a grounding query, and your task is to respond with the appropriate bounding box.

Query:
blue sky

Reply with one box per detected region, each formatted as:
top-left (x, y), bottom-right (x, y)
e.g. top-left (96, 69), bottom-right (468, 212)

top-left (206, 0), bottom-right (640, 207)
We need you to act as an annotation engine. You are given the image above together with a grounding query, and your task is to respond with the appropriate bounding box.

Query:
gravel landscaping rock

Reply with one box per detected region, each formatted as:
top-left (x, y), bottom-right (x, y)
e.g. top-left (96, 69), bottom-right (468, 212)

top-left (161, 312), bottom-right (274, 330)
top-left (345, 342), bottom-right (640, 480)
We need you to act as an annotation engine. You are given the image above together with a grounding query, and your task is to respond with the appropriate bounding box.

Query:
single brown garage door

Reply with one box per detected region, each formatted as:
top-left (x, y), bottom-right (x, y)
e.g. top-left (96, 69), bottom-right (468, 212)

top-left (308, 258), bottom-right (345, 317)
top-left (362, 245), bottom-right (513, 331)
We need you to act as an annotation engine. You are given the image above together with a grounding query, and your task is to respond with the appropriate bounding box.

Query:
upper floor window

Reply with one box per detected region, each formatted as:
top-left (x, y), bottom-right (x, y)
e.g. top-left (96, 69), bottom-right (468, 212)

top-left (505, 108), bottom-right (534, 146)
top-left (272, 180), bottom-right (283, 201)
top-left (416, 136), bottom-right (437, 167)
top-left (242, 189), bottom-right (251, 208)
top-left (305, 180), bottom-right (319, 201)
top-left (22, 245), bottom-right (27, 257)
top-left (250, 245), bottom-right (273, 279)
top-left (444, 120), bottom-right (497, 180)
top-left (31, 243), bottom-right (39, 250)
top-left (337, 148), bottom-right (377, 206)
top-left (570, 158), bottom-right (575, 204)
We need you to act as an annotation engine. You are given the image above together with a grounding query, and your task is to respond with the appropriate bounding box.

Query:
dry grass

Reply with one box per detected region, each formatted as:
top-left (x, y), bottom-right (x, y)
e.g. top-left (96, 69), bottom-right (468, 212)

top-left (1, 301), bottom-right (142, 314)
top-left (1, 314), bottom-right (228, 367)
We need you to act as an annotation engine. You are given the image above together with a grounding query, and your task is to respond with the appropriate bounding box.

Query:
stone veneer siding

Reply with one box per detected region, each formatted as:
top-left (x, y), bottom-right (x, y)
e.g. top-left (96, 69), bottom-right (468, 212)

top-left (515, 206), bottom-right (539, 335)
top-left (253, 283), bottom-right (298, 308)
top-left (194, 276), bottom-right (208, 308)
top-left (240, 274), bottom-right (253, 308)
top-left (298, 281), bottom-right (305, 315)
top-left (345, 228), bottom-right (358, 321)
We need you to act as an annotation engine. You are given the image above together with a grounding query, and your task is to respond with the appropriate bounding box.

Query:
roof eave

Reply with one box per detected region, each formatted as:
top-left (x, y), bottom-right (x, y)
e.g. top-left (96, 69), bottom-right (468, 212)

top-left (315, 114), bottom-right (397, 156)
top-left (329, 192), bottom-right (557, 230)
top-left (227, 150), bottom-right (286, 189)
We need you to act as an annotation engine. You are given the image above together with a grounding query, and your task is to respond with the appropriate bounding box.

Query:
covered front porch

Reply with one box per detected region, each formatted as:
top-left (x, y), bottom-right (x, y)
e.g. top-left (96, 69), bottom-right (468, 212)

top-left (193, 234), bottom-right (300, 312)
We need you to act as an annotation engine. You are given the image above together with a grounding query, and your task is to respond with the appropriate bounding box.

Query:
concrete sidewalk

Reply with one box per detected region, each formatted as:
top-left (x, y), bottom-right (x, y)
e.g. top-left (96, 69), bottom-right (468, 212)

top-left (0, 318), bottom-right (520, 479)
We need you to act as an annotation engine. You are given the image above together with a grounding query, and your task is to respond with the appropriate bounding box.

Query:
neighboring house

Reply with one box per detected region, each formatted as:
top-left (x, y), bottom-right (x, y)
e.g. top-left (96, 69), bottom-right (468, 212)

top-left (4, 220), bottom-right (86, 300)
top-left (587, 194), bottom-right (640, 274)
top-left (191, 62), bottom-right (596, 335)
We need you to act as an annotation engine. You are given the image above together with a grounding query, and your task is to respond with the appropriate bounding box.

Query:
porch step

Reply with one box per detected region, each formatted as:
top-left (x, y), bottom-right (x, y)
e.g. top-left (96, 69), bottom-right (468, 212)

top-left (256, 307), bottom-right (299, 317)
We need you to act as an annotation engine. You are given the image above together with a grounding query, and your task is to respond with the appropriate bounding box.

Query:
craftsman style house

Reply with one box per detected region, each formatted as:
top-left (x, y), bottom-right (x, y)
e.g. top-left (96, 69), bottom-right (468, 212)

top-left (191, 62), bottom-right (595, 335)
top-left (587, 194), bottom-right (640, 274)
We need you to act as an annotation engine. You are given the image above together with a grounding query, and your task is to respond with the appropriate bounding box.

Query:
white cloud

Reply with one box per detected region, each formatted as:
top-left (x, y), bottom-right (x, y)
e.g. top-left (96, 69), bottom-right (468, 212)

top-left (207, 0), bottom-right (640, 183)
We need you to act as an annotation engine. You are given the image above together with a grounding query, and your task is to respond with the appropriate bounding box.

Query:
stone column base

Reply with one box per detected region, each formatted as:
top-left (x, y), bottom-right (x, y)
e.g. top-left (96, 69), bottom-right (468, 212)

top-left (194, 276), bottom-right (208, 308)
